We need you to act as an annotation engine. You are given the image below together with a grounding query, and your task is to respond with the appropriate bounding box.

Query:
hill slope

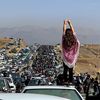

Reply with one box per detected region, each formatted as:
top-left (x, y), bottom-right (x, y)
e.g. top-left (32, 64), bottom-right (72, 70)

top-left (75, 44), bottom-right (100, 76)
top-left (55, 44), bottom-right (100, 77)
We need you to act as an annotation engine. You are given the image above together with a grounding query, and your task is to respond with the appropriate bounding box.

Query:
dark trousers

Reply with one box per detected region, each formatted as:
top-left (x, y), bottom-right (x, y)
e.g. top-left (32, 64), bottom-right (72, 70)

top-left (63, 62), bottom-right (73, 82)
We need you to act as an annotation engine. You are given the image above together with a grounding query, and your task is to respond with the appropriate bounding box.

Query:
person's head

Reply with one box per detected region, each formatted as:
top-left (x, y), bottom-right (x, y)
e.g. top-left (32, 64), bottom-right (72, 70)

top-left (63, 28), bottom-right (77, 50)
top-left (65, 28), bottom-right (73, 35)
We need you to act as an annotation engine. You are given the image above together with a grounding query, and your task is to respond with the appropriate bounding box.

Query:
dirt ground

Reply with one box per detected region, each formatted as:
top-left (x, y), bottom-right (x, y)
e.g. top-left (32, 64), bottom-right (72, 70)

top-left (55, 44), bottom-right (100, 78)
top-left (75, 44), bottom-right (100, 77)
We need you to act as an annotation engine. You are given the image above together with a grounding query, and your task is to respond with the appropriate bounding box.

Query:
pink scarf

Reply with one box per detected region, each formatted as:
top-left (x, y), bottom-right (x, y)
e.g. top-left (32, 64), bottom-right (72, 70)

top-left (62, 32), bottom-right (80, 68)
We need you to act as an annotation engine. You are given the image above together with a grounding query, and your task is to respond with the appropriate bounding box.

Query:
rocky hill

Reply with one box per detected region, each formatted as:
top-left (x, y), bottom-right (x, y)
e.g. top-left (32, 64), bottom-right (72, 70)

top-left (0, 38), bottom-right (26, 56)
top-left (0, 38), bottom-right (12, 48)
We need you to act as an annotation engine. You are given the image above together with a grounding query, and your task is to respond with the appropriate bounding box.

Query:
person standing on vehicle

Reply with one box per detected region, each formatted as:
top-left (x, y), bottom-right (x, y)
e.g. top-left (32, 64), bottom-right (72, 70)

top-left (62, 19), bottom-right (80, 83)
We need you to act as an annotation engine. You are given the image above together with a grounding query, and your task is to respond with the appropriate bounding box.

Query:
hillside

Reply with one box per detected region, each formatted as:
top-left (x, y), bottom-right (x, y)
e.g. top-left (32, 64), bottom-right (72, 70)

top-left (75, 44), bottom-right (100, 77)
top-left (0, 38), bottom-right (12, 48)
top-left (55, 44), bottom-right (100, 77)
top-left (0, 38), bottom-right (26, 56)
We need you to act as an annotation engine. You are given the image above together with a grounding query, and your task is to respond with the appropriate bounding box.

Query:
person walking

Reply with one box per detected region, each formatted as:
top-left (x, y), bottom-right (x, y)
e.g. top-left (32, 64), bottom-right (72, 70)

top-left (62, 19), bottom-right (80, 83)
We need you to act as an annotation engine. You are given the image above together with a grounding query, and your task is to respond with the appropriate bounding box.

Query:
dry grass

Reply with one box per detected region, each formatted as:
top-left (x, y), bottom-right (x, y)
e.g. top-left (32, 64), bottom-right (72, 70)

top-left (0, 38), bottom-right (26, 56)
top-left (55, 44), bottom-right (100, 77)
top-left (75, 44), bottom-right (100, 77)
top-left (0, 38), bottom-right (12, 48)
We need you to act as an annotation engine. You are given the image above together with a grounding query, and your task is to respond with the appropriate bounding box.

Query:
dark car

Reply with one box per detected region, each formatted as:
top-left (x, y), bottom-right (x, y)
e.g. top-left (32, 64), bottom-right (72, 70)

top-left (86, 83), bottom-right (100, 100)
top-left (28, 77), bottom-right (48, 86)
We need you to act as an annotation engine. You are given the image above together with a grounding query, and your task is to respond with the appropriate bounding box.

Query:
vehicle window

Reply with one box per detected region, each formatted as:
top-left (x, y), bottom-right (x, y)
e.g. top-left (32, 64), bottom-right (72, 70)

top-left (0, 79), bottom-right (5, 88)
top-left (6, 80), bottom-right (10, 88)
top-left (28, 79), bottom-right (46, 85)
top-left (24, 89), bottom-right (82, 100)
top-left (28, 80), bottom-right (36, 86)
top-left (6, 78), bottom-right (12, 83)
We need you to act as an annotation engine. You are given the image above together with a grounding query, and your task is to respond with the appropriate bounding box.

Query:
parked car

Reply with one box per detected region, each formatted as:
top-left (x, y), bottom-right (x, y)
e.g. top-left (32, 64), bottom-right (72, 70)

top-left (0, 77), bottom-right (11, 92)
top-left (3, 77), bottom-right (16, 92)
top-left (28, 77), bottom-right (48, 86)
top-left (22, 86), bottom-right (84, 100)
top-left (0, 93), bottom-right (69, 100)
top-left (86, 83), bottom-right (100, 100)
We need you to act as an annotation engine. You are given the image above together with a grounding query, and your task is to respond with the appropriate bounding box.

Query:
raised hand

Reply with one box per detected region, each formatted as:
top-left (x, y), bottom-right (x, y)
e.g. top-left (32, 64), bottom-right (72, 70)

top-left (67, 19), bottom-right (71, 24)
top-left (64, 19), bottom-right (68, 25)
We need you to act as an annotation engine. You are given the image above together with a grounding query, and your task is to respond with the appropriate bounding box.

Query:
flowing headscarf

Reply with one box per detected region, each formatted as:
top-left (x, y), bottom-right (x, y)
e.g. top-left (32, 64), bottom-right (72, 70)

top-left (62, 29), bottom-right (80, 68)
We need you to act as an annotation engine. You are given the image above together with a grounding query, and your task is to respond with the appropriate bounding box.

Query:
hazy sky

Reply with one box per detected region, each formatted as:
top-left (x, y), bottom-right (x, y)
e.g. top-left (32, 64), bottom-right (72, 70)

top-left (0, 0), bottom-right (100, 44)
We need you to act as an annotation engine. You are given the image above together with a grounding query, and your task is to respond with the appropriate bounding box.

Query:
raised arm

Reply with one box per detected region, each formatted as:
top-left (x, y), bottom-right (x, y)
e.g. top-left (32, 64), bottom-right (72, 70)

top-left (67, 20), bottom-right (75, 33)
top-left (63, 19), bottom-right (75, 34)
top-left (63, 19), bottom-right (67, 34)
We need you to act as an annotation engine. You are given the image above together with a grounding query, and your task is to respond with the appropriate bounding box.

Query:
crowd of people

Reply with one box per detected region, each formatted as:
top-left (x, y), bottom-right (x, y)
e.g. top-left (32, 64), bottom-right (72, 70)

top-left (0, 19), bottom-right (100, 100)
top-left (0, 44), bottom-right (99, 98)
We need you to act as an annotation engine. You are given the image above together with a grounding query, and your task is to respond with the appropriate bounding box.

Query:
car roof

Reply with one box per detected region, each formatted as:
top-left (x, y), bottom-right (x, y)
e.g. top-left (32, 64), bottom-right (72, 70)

top-left (1, 77), bottom-right (12, 80)
top-left (0, 93), bottom-right (69, 100)
top-left (22, 85), bottom-right (76, 90)
top-left (0, 77), bottom-right (5, 79)
top-left (31, 77), bottom-right (42, 79)
top-left (22, 86), bottom-right (84, 100)
top-left (2, 77), bottom-right (11, 79)
top-left (0, 77), bottom-right (6, 81)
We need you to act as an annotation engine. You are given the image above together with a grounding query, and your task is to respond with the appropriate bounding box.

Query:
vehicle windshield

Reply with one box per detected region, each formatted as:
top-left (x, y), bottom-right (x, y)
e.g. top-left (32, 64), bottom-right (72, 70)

top-left (23, 89), bottom-right (82, 100)
top-left (5, 78), bottom-right (12, 83)
top-left (0, 79), bottom-right (5, 88)
top-left (28, 79), bottom-right (47, 86)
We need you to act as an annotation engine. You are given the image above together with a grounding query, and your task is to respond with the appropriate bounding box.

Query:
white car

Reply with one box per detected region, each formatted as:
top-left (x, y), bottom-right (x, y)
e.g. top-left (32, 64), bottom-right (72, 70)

top-left (0, 93), bottom-right (69, 100)
top-left (3, 77), bottom-right (16, 92)
top-left (22, 86), bottom-right (84, 100)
